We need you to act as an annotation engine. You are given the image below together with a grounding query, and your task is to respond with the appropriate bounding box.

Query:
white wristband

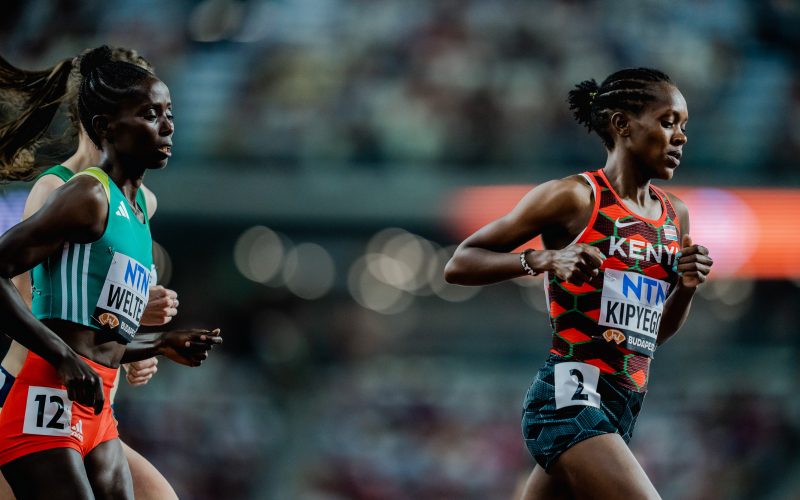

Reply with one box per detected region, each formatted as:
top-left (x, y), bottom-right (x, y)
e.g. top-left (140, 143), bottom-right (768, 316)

top-left (520, 249), bottom-right (539, 277)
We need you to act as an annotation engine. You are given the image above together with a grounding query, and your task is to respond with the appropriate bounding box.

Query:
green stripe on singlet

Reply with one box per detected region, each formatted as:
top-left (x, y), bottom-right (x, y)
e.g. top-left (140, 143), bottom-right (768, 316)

top-left (57, 243), bottom-right (94, 324)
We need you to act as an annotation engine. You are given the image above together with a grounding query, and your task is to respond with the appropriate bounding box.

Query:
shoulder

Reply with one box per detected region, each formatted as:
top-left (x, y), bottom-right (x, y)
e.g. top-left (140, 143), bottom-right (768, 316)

top-left (16, 174), bottom-right (108, 243)
top-left (141, 184), bottom-right (157, 218)
top-left (63, 174), bottom-right (110, 205)
top-left (22, 175), bottom-right (67, 219)
top-left (519, 174), bottom-right (594, 213)
top-left (556, 174), bottom-right (594, 202)
top-left (54, 175), bottom-right (109, 234)
top-left (663, 190), bottom-right (688, 217)
top-left (503, 173), bottom-right (595, 230)
top-left (662, 190), bottom-right (689, 230)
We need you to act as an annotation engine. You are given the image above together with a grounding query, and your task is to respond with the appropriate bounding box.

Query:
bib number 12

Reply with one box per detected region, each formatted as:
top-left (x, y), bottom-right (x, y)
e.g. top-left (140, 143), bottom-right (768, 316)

top-left (554, 362), bottom-right (601, 409)
top-left (23, 387), bottom-right (72, 437)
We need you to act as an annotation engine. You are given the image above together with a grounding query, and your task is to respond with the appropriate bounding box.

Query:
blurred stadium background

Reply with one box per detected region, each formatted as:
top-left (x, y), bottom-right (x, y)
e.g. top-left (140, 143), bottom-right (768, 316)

top-left (2, 0), bottom-right (800, 499)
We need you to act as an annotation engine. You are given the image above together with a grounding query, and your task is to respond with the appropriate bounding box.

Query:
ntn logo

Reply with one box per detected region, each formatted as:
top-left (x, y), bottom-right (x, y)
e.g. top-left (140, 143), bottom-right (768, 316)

top-left (123, 259), bottom-right (150, 293)
top-left (621, 273), bottom-right (667, 306)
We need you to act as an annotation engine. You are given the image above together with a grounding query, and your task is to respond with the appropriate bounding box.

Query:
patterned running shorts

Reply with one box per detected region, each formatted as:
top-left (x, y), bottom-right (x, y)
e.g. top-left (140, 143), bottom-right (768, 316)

top-left (521, 355), bottom-right (646, 471)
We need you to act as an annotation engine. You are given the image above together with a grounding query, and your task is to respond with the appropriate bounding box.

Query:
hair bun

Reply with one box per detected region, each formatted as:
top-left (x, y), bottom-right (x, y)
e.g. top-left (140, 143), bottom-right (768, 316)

top-left (568, 78), bottom-right (600, 132)
top-left (79, 45), bottom-right (113, 77)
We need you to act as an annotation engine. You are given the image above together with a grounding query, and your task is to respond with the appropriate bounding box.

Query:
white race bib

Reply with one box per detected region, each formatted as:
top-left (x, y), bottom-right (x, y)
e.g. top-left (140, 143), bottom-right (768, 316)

top-left (554, 362), bottom-right (601, 409)
top-left (598, 269), bottom-right (669, 357)
top-left (23, 386), bottom-right (72, 437)
top-left (93, 252), bottom-right (151, 342)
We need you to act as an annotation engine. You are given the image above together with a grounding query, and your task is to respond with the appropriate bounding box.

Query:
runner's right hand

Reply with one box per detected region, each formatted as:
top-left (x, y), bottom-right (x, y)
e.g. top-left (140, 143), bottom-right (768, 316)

top-left (54, 352), bottom-right (104, 415)
top-left (141, 285), bottom-right (179, 326)
top-left (549, 243), bottom-right (606, 285)
top-left (124, 357), bottom-right (159, 386)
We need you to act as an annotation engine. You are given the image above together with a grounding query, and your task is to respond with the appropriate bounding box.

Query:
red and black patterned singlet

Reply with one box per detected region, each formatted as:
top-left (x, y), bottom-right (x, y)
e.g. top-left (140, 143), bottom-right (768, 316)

top-left (545, 169), bottom-right (682, 392)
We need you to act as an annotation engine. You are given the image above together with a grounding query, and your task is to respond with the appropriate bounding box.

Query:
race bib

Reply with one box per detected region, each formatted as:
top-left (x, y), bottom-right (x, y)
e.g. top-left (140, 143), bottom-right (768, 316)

top-left (93, 252), bottom-right (151, 342)
top-left (598, 269), bottom-right (669, 357)
top-left (23, 386), bottom-right (72, 437)
top-left (554, 362), bottom-right (601, 409)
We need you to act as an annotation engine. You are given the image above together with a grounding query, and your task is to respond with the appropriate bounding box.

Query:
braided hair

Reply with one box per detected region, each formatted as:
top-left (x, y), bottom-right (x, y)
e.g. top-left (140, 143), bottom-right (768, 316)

top-left (568, 68), bottom-right (673, 149)
top-left (78, 45), bottom-right (155, 149)
top-left (66, 47), bottom-right (153, 138)
top-left (0, 46), bottom-right (153, 181)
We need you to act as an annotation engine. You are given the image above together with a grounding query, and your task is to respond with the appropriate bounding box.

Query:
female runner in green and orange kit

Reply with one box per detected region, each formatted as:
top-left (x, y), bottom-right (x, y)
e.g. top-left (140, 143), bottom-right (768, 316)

top-left (446, 68), bottom-right (713, 499)
top-left (0, 46), bottom-right (221, 499)
top-left (0, 47), bottom-right (181, 500)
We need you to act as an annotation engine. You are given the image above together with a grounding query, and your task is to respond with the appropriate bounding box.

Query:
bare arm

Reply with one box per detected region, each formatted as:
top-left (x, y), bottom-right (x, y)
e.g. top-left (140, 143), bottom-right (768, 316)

top-left (0, 178), bottom-right (108, 412)
top-left (6, 175), bottom-right (68, 375)
top-left (10, 175), bottom-right (67, 310)
top-left (121, 329), bottom-right (222, 366)
top-left (0, 178), bottom-right (106, 277)
top-left (141, 183), bottom-right (157, 218)
top-left (0, 279), bottom-right (72, 371)
top-left (444, 177), bottom-right (605, 286)
top-left (657, 193), bottom-right (713, 345)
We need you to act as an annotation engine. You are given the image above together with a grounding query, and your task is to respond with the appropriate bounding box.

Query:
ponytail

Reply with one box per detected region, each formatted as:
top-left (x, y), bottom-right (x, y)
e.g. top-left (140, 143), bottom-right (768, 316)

top-left (0, 56), bottom-right (73, 181)
top-left (567, 78), bottom-right (600, 133)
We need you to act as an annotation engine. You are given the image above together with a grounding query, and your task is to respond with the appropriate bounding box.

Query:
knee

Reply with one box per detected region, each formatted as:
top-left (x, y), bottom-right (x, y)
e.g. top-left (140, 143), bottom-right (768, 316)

top-left (91, 457), bottom-right (133, 500)
top-left (91, 469), bottom-right (133, 500)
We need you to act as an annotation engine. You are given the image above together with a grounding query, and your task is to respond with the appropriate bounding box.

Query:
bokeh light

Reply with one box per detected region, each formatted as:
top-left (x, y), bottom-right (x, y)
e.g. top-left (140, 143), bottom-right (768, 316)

top-left (349, 255), bottom-right (414, 314)
top-left (234, 226), bottom-right (288, 284)
top-left (283, 242), bottom-right (336, 299)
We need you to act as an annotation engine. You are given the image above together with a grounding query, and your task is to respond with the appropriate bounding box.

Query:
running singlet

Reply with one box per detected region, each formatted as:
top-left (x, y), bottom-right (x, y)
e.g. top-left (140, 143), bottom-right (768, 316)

top-left (545, 169), bottom-right (682, 392)
top-left (31, 166), bottom-right (153, 343)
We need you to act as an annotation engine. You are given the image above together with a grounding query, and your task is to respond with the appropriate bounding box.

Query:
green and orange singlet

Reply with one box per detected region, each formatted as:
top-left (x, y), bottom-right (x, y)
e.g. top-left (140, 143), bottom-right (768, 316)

top-left (31, 166), bottom-right (153, 343)
top-left (545, 169), bottom-right (682, 392)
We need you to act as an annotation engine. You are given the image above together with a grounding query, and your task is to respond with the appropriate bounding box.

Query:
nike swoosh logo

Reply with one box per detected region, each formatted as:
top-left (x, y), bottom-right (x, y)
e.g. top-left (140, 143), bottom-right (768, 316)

top-left (615, 219), bottom-right (640, 228)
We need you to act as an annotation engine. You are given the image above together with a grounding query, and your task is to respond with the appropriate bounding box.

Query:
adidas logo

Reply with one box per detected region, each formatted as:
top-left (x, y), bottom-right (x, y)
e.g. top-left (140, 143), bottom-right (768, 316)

top-left (70, 419), bottom-right (84, 442)
top-left (115, 201), bottom-right (130, 220)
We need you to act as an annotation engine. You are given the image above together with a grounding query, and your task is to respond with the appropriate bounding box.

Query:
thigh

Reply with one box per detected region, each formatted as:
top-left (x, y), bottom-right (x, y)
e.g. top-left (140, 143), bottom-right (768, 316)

top-left (1, 448), bottom-right (92, 500)
top-left (517, 465), bottom-right (574, 500)
top-left (551, 433), bottom-right (660, 500)
top-left (0, 408), bottom-right (10, 500)
top-left (121, 440), bottom-right (177, 500)
top-left (84, 439), bottom-right (133, 500)
top-left (0, 471), bottom-right (15, 500)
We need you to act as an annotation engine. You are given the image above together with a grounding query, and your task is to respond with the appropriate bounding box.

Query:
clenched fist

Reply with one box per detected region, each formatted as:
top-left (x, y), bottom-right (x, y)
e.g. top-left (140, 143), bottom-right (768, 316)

top-left (141, 285), bottom-right (179, 326)
top-left (548, 243), bottom-right (606, 285)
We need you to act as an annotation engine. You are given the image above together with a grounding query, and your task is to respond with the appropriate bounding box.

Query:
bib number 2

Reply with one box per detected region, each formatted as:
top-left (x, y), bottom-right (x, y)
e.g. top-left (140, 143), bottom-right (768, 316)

top-left (554, 362), bottom-right (601, 409)
top-left (23, 386), bottom-right (72, 436)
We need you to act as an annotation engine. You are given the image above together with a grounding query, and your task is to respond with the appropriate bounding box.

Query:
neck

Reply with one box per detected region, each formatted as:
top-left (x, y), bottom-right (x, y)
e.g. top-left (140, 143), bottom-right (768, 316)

top-left (602, 148), bottom-right (652, 204)
top-left (61, 138), bottom-right (102, 173)
top-left (99, 156), bottom-right (146, 208)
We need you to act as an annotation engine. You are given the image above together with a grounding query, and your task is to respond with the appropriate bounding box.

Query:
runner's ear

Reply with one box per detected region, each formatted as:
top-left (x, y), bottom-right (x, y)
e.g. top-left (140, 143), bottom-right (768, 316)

top-left (610, 112), bottom-right (630, 138)
top-left (91, 115), bottom-right (110, 143)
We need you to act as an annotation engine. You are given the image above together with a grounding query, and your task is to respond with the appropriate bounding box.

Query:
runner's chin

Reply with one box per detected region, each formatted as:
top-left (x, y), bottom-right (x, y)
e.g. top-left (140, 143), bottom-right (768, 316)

top-left (150, 151), bottom-right (170, 169)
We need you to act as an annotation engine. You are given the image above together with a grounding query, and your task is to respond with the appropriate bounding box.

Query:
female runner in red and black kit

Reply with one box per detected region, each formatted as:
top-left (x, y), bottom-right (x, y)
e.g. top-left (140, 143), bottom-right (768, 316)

top-left (446, 68), bottom-right (713, 499)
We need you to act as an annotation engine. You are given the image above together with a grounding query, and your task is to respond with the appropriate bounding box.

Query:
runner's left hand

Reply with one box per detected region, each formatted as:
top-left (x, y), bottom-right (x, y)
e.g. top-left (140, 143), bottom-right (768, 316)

top-left (141, 285), bottom-right (179, 326)
top-left (123, 357), bottom-right (158, 386)
top-left (675, 234), bottom-right (713, 288)
top-left (159, 328), bottom-right (223, 367)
